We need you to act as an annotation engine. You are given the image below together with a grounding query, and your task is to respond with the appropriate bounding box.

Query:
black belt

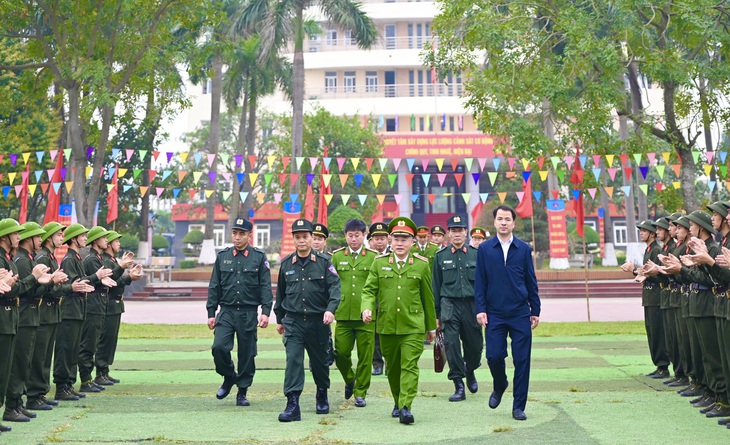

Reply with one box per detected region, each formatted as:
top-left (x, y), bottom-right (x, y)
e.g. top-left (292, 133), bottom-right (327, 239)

top-left (713, 286), bottom-right (728, 296)
top-left (0, 297), bottom-right (19, 307)
top-left (690, 283), bottom-right (711, 291)
top-left (669, 283), bottom-right (680, 290)
top-left (285, 312), bottom-right (323, 322)
top-left (221, 304), bottom-right (257, 311)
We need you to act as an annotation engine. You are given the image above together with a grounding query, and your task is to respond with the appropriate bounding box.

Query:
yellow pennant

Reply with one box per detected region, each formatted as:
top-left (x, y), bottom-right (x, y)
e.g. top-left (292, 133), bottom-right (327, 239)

top-left (192, 172), bottom-right (203, 182)
top-left (341, 194), bottom-right (350, 205)
top-left (673, 181), bottom-right (681, 189)
top-left (351, 158), bottom-right (360, 170)
top-left (703, 165), bottom-right (713, 176)
top-left (521, 158), bottom-right (530, 170)
top-left (605, 154), bottom-right (614, 166)
top-left (498, 192), bottom-right (507, 203)
top-left (179, 151), bottom-right (189, 164)
top-left (435, 159), bottom-right (445, 171)
top-left (324, 194), bottom-right (334, 205)
top-left (662, 152), bottom-right (671, 165)
top-left (22, 152), bottom-right (31, 164)
top-left (202, 189), bottom-right (212, 198)
top-left (28, 184), bottom-right (37, 196)
top-left (65, 181), bottom-right (74, 193)
top-left (322, 174), bottom-right (332, 187)
top-left (85, 166), bottom-right (93, 179)
top-left (118, 168), bottom-right (128, 177)
top-left (8, 172), bottom-right (16, 184)
top-left (462, 193), bottom-right (471, 204)
top-left (249, 173), bottom-right (259, 186)
top-left (539, 170), bottom-right (549, 181)
top-left (267, 155), bottom-right (277, 169)
top-left (371, 173), bottom-right (381, 187)
top-left (140, 186), bottom-right (149, 197)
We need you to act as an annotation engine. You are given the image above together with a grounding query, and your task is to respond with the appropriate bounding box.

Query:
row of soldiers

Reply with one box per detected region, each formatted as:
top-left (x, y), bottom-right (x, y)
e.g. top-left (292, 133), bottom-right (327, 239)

top-left (624, 202), bottom-right (730, 430)
top-left (207, 215), bottom-right (521, 424)
top-left (0, 219), bottom-right (143, 435)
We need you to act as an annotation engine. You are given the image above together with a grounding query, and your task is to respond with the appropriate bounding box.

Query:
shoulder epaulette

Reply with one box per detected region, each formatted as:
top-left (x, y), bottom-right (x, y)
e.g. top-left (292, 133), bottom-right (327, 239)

top-left (332, 246), bottom-right (347, 254)
top-left (364, 247), bottom-right (379, 254)
top-left (413, 253), bottom-right (429, 262)
top-left (251, 246), bottom-right (265, 254)
top-left (429, 242), bottom-right (439, 247)
top-left (375, 253), bottom-right (390, 259)
top-left (219, 246), bottom-right (232, 254)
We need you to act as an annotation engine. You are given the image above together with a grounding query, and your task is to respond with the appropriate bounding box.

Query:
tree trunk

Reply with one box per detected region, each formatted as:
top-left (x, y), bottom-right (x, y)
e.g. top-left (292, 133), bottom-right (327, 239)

top-left (67, 85), bottom-right (90, 227)
top-left (226, 81), bottom-right (249, 243)
top-left (699, 77), bottom-right (716, 201)
top-left (619, 115), bottom-right (637, 242)
top-left (204, 53), bottom-right (223, 237)
top-left (140, 88), bottom-right (160, 241)
top-left (290, 6), bottom-right (305, 196)
top-left (625, 62), bottom-right (647, 222)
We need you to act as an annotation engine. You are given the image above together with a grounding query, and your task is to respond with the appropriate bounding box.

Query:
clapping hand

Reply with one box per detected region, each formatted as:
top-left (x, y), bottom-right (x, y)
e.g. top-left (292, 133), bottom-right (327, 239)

top-left (72, 279), bottom-right (95, 293)
top-left (101, 277), bottom-right (117, 287)
top-left (119, 252), bottom-right (135, 269)
top-left (620, 260), bottom-right (635, 274)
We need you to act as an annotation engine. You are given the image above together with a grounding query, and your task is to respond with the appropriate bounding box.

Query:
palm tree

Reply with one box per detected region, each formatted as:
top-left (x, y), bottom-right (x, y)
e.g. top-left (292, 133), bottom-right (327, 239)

top-left (232, 0), bottom-right (377, 196)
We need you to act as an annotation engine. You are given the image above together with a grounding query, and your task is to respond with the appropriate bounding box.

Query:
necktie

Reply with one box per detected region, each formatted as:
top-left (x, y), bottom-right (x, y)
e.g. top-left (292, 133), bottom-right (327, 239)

top-left (398, 261), bottom-right (404, 269)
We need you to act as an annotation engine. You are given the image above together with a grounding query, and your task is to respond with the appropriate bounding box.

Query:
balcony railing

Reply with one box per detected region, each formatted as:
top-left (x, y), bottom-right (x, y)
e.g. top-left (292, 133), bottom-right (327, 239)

top-left (290, 35), bottom-right (436, 53)
top-left (306, 82), bottom-right (463, 100)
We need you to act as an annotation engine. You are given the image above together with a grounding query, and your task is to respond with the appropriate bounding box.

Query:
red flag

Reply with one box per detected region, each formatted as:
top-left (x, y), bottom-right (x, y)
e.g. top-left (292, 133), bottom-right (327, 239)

top-left (106, 163), bottom-right (119, 224)
top-left (515, 173), bottom-right (533, 218)
top-left (317, 147), bottom-right (330, 226)
top-left (470, 201), bottom-right (484, 224)
top-left (304, 184), bottom-right (315, 221)
top-left (571, 147), bottom-right (585, 237)
top-left (19, 164), bottom-right (30, 224)
top-left (44, 150), bottom-right (65, 224)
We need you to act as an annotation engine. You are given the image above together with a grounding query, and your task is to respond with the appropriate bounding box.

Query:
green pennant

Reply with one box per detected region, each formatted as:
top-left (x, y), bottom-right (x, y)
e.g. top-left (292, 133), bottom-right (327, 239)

top-left (464, 158), bottom-right (473, 171)
top-left (264, 173), bottom-right (273, 186)
top-left (692, 150), bottom-right (700, 163)
top-left (193, 171), bottom-right (203, 182)
top-left (220, 153), bottom-right (230, 166)
top-left (388, 174), bottom-right (398, 187)
top-left (63, 149), bottom-right (72, 161)
top-left (106, 184), bottom-right (114, 192)
top-left (720, 165), bottom-right (728, 178)
top-left (488, 171), bottom-right (498, 186)
top-left (221, 191), bottom-right (231, 201)
top-left (639, 184), bottom-right (648, 195)
top-left (556, 170), bottom-right (565, 183)
top-left (379, 158), bottom-right (388, 171)
top-left (139, 150), bottom-right (148, 160)
top-left (632, 153), bottom-right (642, 165)
top-left (655, 165), bottom-right (665, 179)
top-left (550, 156), bottom-right (560, 170)
top-left (133, 169), bottom-right (142, 179)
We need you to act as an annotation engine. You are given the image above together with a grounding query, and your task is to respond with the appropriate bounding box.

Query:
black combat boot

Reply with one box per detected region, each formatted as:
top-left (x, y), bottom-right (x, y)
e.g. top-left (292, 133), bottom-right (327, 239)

top-left (278, 392), bottom-right (301, 422)
top-left (449, 379), bottom-right (466, 402)
top-left (465, 368), bottom-right (479, 393)
top-left (236, 388), bottom-right (250, 407)
top-left (316, 387), bottom-right (329, 414)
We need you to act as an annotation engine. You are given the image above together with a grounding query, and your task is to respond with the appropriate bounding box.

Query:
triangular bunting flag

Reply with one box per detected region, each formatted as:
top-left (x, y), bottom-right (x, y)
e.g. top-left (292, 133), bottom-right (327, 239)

top-left (437, 173), bottom-right (447, 186)
top-left (339, 174), bottom-right (349, 188)
top-left (371, 173), bottom-right (381, 187)
top-left (655, 165), bottom-right (665, 179)
top-left (498, 192), bottom-right (507, 203)
top-left (621, 185), bottom-right (631, 197)
top-left (341, 194), bottom-right (350, 205)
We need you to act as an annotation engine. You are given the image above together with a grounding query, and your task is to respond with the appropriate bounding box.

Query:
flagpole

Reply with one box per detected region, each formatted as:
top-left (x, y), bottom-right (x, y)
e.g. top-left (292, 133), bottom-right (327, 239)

top-left (583, 236), bottom-right (591, 322)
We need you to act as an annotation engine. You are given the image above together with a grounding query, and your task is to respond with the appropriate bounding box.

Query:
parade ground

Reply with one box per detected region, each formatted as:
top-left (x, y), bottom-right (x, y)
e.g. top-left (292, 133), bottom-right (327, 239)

top-left (5, 318), bottom-right (730, 444)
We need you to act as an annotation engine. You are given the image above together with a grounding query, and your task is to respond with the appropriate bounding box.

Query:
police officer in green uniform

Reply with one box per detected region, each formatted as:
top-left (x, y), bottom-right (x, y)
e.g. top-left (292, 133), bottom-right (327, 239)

top-left (332, 219), bottom-right (377, 408)
top-left (79, 226), bottom-right (115, 393)
top-left (470, 227), bottom-right (487, 248)
top-left (651, 217), bottom-right (678, 384)
top-left (0, 218), bottom-right (53, 427)
top-left (207, 218), bottom-right (272, 406)
top-left (430, 225), bottom-right (446, 248)
top-left (412, 226), bottom-right (438, 266)
top-left (432, 215), bottom-right (483, 402)
top-left (275, 219), bottom-right (341, 422)
top-left (664, 213), bottom-right (690, 389)
top-left (623, 220), bottom-right (669, 378)
top-left (53, 223), bottom-right (112, 401)
top-left (361, 217), bottom-right (437, 425)
top-left (367, 222), bottom-right (390, 376)
top-left (96, 231), bottom-right (140, 386)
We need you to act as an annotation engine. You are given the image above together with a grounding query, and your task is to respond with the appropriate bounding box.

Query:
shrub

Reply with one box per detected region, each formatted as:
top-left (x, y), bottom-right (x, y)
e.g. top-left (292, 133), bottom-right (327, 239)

top-left (119, 234), bottom-right (139, 254)
top-left (179, 260), bottom-right (198, 269)
top-left (183, 229), bottom-right (204, 244)
top-left (327, 206), bottom-right (363, 235)
top-left (152, 234), bottom-right (170, 250)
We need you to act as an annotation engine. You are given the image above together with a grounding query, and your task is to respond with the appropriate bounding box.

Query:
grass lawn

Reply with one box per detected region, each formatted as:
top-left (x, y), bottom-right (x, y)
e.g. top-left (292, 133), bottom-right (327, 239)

top-left (8, 322), bottom-right (729, 444)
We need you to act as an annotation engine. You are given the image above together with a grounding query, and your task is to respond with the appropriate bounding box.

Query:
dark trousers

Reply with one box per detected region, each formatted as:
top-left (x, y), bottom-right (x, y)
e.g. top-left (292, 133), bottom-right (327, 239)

top-left (674, 310), bottom-right (692, 380)
top-left (79, 313), bottom-right (105, 382)
top-left (282, 316), bottom-right (330, 395)
top-left (95, 313), bottom-right (122, 375)
top-left (372, 331), bottom-right (384, 370)
top-left (485, 313), bottom-right (532, 411)
top-left (211, 309), bottom-right (258, 389)
top-left (643, 305), bottom-right (669, 369)
top-left (687, 317), bottom-right (705, 387)
top-left (53, 319), bottom-right (83, 387)
top-left (0, 334), bottom-right (16, 410)
top-left (441, 298), bottom-right (483, 381)
top-left (5, 326), bottom-right (37, 409)
top-left (662, 308), bottom-right (681, 376)
top-left (720, 318), bottom-right (730, 403)
top-left (696, 316), bottom-right (724, 396)
top-left (27, 322), bottom-right (57, 400)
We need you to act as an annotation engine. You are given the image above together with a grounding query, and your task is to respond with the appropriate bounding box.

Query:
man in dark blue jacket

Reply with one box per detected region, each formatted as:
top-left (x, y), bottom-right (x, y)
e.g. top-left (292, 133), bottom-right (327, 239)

top-left (475, 205), bottom-right (540, 421)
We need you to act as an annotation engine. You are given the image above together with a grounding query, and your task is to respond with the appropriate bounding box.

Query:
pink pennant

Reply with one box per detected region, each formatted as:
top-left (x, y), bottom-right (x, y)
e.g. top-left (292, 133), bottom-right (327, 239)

top-left (507, 157), bottom-right (516, 170)
top-left (207, 154), bottom-right (216, 167)
top-left (478, 158), bottom-right (488, 171)
top-left (273, 193), bottom-right (282, 203)
top-left (588, 188), bottom-right (597, 199)
top-left (706, 151), bottom-right (715, 164)
top-left (336, 158), bottom-right (346, 171)
top-left (607, 168), bottom-right (617, 181)
top-left (392, 158), bottom-right (402, 171)
top-left (437, 174), bottom-right (447, 186)
top-left (421, 159), bottom-right (429, 170)
top-left (592, 155), bottom-right (601, 167)
top-left (564, 156), bottom-right (574, 170)
top-left (125, 149), bottom-right (134, 161)
top-left (394, 195), bottom-right (402, 205)
top-left (156, 187), bottom-right (165, 197)
top-left (646, 153), bottom-right (656, 165)
top-left (309, 157), bottom-right (318, 169)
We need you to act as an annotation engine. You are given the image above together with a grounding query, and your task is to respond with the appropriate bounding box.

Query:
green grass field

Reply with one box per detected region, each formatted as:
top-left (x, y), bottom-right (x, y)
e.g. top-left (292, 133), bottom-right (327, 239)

top-left (7, 322), bottom-right (729, 444)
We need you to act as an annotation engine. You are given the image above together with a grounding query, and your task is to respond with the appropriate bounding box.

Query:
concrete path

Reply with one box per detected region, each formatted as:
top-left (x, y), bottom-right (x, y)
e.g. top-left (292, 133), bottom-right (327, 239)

top-left (122, 296), bottom-right (644, 324)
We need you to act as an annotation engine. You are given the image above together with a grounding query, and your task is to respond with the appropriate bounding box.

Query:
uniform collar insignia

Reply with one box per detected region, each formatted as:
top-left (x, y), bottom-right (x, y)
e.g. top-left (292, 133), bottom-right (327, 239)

top-left (311, 254), bottom-right (317, 262)
top-left (388, 256), bottom-right (393, 264)
top-left (292, 256), bottom-right (297, 264)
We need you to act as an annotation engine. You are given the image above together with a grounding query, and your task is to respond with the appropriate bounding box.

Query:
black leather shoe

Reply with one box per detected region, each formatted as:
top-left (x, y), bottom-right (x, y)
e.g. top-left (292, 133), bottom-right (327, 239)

top-left (372, 367), bottom-right (383, 376)
top-left (345, 381), bottom-right (354, 400)
top-left (354, 397), bottom-right (366, 407)
top-left (449, 379), bottom-right (466, 402)
top-left (651, 369), bottom-right (670, 379)
top-left (512, 409), bottom-right (527, 421)
top-left (18, 406), bottom-right (37, 418)
top-left (41, 396), bottom-right (59, 406)
top-left (80, 382), bottom-right (102, 393)
top-left (700, 402), bottom-right (717, 414)
top-left (690, 395), bottom-right (706, 404)
top-left (69, 387), bottom-right (86, 398)
top-left (3, 408), bottom-right (30, 422)
top-left (706, 405), bottom-right (730, 418)
top-left (399, 406), bottom-right (414, 424)
top-left (0, 422), bottom-right (10, 432)
top-left (391, 405), bottom-right (400, 418)
top-left (693, 396), bottom-right (714, 408)
top-left (645, 369), bottom-right (659, 377)
top-left (680, 385), bottom-right (703, 397)
top-left (26, 399), bottom-right (52, 411)
top-left (667, 377), bottom-right (689, 387)
top-left (94, 375), bottom-right (114, 386)
top-left (236, 388), bottom-right (250, 407)
top-left (489, 384), bottom-right (508, 409)
top-left (278, 392), bottom-right (301, 422)
top-left (54, 386), bottom-right (79, 401)
top-left (216, 374), bottom-right (236, 400)
top-left (466, 369), bottom-right (478, 393)
top-left (91, 381), bottom-right (105, 391)
top-left (663, 376), bottom-right (677, 385)
top-left (718, 417), bottom-right (730, 426)
top-left (316, 387), bottom-right (329, 414)
top-left (105, 373), bottom-right (121, 384)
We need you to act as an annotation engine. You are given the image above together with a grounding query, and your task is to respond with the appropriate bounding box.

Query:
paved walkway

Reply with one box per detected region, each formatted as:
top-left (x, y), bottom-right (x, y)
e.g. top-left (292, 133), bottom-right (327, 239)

top-left (122, 297), bottom-right (644, 324)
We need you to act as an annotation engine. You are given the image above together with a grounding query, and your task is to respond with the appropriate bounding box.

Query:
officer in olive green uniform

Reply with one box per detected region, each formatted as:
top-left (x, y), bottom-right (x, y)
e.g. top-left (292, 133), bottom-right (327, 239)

top-left (4, 222), bottom-right (50, 420)
top-left (0, 218), bottom-right (51, 429)
top-left (664, 213), bottom-right (690, 389)
top-left (361, 217), bottom-right (437, 425)
top-left (332, 219), bottom-right (377, 408)
top-left (432, 215), bottom-right (483, 402)
top-left (368, 222), bottom-right (390, 376)
top-left (96, 230), bottom-right (139, 386)
top-left (54, 223), bottom-right (108, 401)
top-left (79, 226), bottom-right (113, 393)
top-left (412, 226), bottom-right (438, 267)
top-left (207, 218), bottom-right (272, 407)
top-left (27, 222), bottom-right (68, 408)
top-left (430, 225), bottom-right (446, 248)
top-left (275, 219), bottom-right (341, 422)
top-left (653, 217), bottom-right (678, 384)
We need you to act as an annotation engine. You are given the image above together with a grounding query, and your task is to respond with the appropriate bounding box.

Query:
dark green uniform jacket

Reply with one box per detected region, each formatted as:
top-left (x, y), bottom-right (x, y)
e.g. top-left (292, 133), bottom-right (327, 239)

top-left (0, 246), bottom-right (39, 334)
top-left (679, 237), bottom-right (719, 317)
top-left (432, 244), bottom-right (478, 318)
top-left (83, 248), bottom-right (109, 316)
top-left (207, 245), bottom-right (273, 318)
top-left (641, 240), bottom-right (662, 306)
top-left (102, 252), bottom-right (129, 315)
top-left (36, 246), bottom-right (71, 324)
top-left (274, 251), bottom-right (340, 320)
top-left (59, 249), bottom-right (100, 321)
top-left (14, 247), bottom-right (45, 327)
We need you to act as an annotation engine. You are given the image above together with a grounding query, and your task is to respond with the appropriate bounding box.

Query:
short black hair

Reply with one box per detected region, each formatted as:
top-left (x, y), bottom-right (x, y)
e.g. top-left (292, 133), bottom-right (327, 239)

top-left (344, 218), bottom-right (367, 233)
top-left (493, 205), bottom-right (516, 220)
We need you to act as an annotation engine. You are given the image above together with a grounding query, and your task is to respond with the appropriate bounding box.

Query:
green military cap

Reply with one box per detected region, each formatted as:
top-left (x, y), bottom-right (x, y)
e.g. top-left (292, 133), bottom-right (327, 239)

top-left (706, 201), bottom-right (728, 218)
top-left (62, 223), bottom-right (89, 244)
top-left (675, 216), bottom-right (691, 229)
top-left (106, 230), bottom-right (122, 242)
top-left (416, 225), bottom-right (430, 236)
top-left (291, 218), bottom-right (313, 233)
top-left (687, 210), bottom-right (715, 234)
top-left (470, 227), bottom-right (487, 239)
top-left (431, 225), bottom-right (446, 235)
top-left (313, 223), bottom-right (329, 238)
top-left (19, 222), bottom-right (45, 241)
top-left (636, 220), bottom-right (657, 233)
top-left (652, 217), bottom-right (670, 230)
top-left (668, 212), bottom-right (684, 222)
top-left (368, 222), bottom-right (389, 239)
top-left (232, 217), bottom-right (253, 232)
top-left (389, 217), bottom-right (417, 237)
top-left (722, 201), bottom-right (730, 211)
top-left (41, 222), bottom-right (65, 242)
top-left (447, 216), bottom-right (467, 229)
top-left (87, 226), bottom-right (110, 244)
top-left (0, 218), bottom-right (22, 238)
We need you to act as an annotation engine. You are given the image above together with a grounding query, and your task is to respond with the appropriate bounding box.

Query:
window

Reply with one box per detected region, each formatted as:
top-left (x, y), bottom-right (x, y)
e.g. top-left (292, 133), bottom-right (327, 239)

top-left (419, 117), bottom-right (424, 131)
top-left (613, 222), bottom-right (628, 246)
top-left (325, 71), bottom-right (337, 93)
top-left (202, 78), bottom-right (212, 95)
top-left (385, 25), bottom-right (396, 50)
top-left (344, 71), bottom-right (356, 93)
top-left (386, 118), bottom-right (396, 132)
top-left (416, 23), bottom-right (423, 49)
top-left (365, 71), bottom-right (378, 92)
top-left (408, 24), bottom-right (413, 49)
top-left (188, 223), bottom-right (225, 248)
top-left (325, 29), bottom-right (338, 46)
top-left (255, 224), bottom-right (270, 248)
top-left (449, 116), bottom-right (454, 131)
top-left (344, 29), bottom-right (355, 46)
